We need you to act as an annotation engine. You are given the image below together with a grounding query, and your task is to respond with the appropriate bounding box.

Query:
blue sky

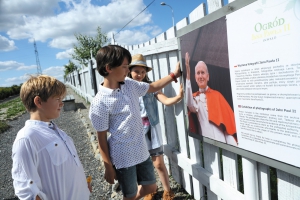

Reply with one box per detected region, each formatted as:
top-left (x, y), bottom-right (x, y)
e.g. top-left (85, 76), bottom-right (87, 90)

top-left (0, 0), bottom-right (228, 87)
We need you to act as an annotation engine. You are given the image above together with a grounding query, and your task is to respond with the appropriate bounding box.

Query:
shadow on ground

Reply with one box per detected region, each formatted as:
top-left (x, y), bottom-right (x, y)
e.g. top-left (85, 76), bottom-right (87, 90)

top-left (3, 197), bottom-right (19, 200)
top-left (75, 103), bottom-right (87, 109)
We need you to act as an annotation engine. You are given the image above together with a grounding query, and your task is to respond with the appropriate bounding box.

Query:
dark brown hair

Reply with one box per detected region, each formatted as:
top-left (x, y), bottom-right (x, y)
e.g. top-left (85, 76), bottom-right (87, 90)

top-left (96, 45), bottom-right (132, 76)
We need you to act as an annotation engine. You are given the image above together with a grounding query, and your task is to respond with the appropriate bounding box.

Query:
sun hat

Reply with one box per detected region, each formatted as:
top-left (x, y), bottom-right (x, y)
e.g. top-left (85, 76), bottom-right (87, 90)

top-left (129, 54), bottom-right (152, 72)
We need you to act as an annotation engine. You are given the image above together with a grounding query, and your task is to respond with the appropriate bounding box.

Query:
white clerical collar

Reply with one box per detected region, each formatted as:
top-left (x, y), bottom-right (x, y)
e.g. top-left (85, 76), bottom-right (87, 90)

top-left (199, 86), bottom-right (208, 93)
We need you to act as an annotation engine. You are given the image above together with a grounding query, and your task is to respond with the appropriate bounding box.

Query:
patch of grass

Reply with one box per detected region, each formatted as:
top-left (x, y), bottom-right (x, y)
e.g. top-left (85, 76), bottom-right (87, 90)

top-left (0, 97), bottom-right (26, 133)
top-left (6, 101), bottom-right (26, 118)
top-left (0, 97), bottom-right (26, 119)
top-left (0, 120), bottom-right (10, 133)
top-left (0, 97), bottom-right (22, 109)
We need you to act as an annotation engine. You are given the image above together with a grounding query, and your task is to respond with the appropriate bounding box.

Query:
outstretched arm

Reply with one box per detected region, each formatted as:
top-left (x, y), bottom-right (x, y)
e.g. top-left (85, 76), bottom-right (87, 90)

top-left (148, 61), bottom-right (181, 93)
top-left (185, 52), bottom-right (197, 113)
top-left (186, 52), bottom-right (190, 80)
top-left (156, 84), bottom-right (183, 106)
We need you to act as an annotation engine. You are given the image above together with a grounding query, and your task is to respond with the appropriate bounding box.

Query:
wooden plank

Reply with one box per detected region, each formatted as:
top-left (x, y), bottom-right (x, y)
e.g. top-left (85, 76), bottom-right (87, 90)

top-left (207, 0), bottom-right (223, 14)
top-left (203, 143), bottom-right (221, 200)
top-left (157, 53), bottom-right (172, 177)
top-left (166, 27), bottom-right (176, 39)
top-left (202, 137), bottom-right (300, 178)
top-left (156, 32), bottom-right (166, 43)
top-left (277, 170), bottom-right (300, 200)
top-left (83, 72), bottom-right (88, 97)
top-left (164, 144), bottom-right (245, 200)
top-left (151, 54), bottom-right (169, 180)
top-left (169, 50), bottom-right (192, 194)
top-left (176, 17), bottom-right (188, 31)
top-left (189, 137), bottom-right (205, 200)
top-left (157, 53), bottom-right (169, 145)
top-left (258, 163), bottom-right (271, 200)
top-left (222, 150), bottom-right (239, 190)
top-left (167, 51), bottom-right (182, 183)
top-left (130, 37), bottom-right (178, 57)
top-left (242, 157), bottom-right (259, 200)
top-left (133, 44), bottom-right (139, 50)
top-left (189, 3), bottom-right (206, 24)
top-left (145, 56), bottom-right (154, 81)
top-left (150, 38), bottom-right (156, 45)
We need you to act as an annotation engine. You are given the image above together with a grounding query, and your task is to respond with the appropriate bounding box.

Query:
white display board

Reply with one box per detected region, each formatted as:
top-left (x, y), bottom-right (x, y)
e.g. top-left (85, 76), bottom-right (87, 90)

top-left (227, 0), bottom-right (300, 167)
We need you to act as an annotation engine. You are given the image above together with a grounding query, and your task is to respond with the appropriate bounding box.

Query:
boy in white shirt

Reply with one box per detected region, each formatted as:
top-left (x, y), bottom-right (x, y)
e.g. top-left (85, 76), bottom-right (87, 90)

top-left (89, 45), bottom-right (181, 200)
top-left (11, 75), bottom-right (91, 200)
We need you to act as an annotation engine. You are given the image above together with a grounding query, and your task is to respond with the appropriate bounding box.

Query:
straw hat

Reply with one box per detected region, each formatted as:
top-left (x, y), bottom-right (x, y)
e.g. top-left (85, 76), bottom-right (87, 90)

top-left (129, 54), bottom-right (152, 72)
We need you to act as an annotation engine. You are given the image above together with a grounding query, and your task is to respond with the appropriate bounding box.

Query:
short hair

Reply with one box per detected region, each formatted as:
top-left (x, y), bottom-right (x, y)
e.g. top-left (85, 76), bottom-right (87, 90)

top-left (195, 61), bottom-right (209, 74)
top-left (96, 45), bottom-right (132, 77)
top-left (20, 75), bottom-right (66, 112)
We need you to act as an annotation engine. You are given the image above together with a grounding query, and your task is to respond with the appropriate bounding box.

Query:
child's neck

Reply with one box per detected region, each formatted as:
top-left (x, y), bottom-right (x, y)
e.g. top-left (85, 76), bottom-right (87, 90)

top-left (103, 77), bottom-right (121, 90)
top-left (30, 112), bottom-right (51, 122)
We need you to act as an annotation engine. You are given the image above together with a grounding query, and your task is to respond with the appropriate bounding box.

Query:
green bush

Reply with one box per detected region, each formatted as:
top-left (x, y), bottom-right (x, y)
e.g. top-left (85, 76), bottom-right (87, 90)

top-left (0, 84), bottom-right (22, 100)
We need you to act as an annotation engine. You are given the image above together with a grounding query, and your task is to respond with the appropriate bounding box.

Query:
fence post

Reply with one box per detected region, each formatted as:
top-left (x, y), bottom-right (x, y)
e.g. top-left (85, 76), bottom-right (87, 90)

top-left (89, 59), bottom-right (97, 96)
top-left (242, 157), bottom-right (259, 200)
top-left (277, 170), bottom-right (300, 200)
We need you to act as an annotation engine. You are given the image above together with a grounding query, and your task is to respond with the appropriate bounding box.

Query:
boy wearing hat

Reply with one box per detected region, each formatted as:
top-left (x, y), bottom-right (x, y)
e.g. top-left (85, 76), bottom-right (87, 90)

top-left (89, 45), bottom-right (181, 200)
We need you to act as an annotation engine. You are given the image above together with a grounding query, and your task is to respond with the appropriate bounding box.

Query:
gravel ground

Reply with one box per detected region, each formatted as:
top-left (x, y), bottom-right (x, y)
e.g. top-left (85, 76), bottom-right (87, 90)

top-left (0, 86), bottom-right (194, 200)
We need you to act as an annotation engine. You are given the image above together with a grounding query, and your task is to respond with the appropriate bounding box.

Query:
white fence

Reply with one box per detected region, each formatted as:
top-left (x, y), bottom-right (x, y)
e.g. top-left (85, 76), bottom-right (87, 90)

top-left (65, 0), bottom-right (300, 199)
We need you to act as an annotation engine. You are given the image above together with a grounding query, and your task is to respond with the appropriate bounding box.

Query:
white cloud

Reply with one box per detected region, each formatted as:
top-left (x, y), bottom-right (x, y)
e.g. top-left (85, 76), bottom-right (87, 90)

top-left (5, 74), bottom-right (32, 85)
top-left (114, 25), bottom-right (162, 45)
top-left (17, 65), bottom-right (37, 70)
top-left (50, 37), bottom-right (77, 49)
top-left (1, 0), bottom-right (153, 49)
top-left (0, 61), bottom-right (37, 71)
top-left (43, 66), bottom-right (65, 82)
top-left (0, 0), bottom-right (59, 31)
top-left (56, 48), bottom-right (74, 59)
top-left (2, 65), bottom-right (64, 86)
top-left (0, 35), bottom-right (17, 51)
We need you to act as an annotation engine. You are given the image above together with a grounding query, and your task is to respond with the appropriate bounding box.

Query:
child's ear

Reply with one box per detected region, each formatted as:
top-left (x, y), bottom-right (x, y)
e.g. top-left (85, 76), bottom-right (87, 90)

top-left (33, 96), bottom-right (43, 108)
top-left (105, 64), bottom-right (112, 74)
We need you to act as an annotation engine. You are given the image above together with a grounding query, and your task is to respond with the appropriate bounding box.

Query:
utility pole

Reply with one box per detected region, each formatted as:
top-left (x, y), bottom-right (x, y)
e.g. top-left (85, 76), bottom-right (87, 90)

top-left (33, 39), bottom-right (42, 75)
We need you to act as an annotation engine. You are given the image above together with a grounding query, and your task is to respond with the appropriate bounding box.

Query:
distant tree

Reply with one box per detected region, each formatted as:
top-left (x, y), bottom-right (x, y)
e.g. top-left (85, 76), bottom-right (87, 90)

top-left (63, 60), bottom-right (77, 79)
top-left (0, 84), bottom-right (22, 100)
top-left (71, 26), bottom-right (108, 67)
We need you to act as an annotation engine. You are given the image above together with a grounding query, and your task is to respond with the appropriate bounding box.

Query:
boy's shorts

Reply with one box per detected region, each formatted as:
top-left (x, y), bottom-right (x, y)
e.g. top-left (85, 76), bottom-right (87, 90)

top-left (115, 157), bottom-right (156, 198)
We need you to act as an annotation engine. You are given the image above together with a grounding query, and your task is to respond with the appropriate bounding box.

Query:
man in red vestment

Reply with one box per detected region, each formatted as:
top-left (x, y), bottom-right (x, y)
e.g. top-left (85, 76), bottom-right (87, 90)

top-left (185, 52), bottom-right (238, 146)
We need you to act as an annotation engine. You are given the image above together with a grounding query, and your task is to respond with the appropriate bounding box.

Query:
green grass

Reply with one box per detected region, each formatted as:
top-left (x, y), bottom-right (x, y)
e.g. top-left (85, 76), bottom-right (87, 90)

top-left (0, 97), bottom-right (22, 109)
top-left (0, 120), bottom-right (10, 133)
top-left (1, 97), bottom-right (26, 119)
top-left (6, 101), bottom-right (26, 118)
top-left (0, 97), bottom-right (26, 133)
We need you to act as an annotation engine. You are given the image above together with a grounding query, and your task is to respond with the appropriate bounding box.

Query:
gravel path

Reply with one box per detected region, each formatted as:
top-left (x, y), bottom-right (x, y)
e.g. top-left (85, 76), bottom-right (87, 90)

top-left (0, 86), bottom-right (194, 200)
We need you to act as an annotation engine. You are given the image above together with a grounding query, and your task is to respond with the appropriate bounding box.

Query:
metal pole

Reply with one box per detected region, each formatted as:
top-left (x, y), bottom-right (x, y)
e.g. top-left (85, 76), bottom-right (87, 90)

top-left (161, 2), bottom-right (174, 27)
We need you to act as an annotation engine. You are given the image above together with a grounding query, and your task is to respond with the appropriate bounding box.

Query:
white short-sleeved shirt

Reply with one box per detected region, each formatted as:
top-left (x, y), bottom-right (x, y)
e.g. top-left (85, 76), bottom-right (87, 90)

top-left (11, 120), bottom-right (90, 200)
top-left (89, 77), bottom-right (150, 169)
